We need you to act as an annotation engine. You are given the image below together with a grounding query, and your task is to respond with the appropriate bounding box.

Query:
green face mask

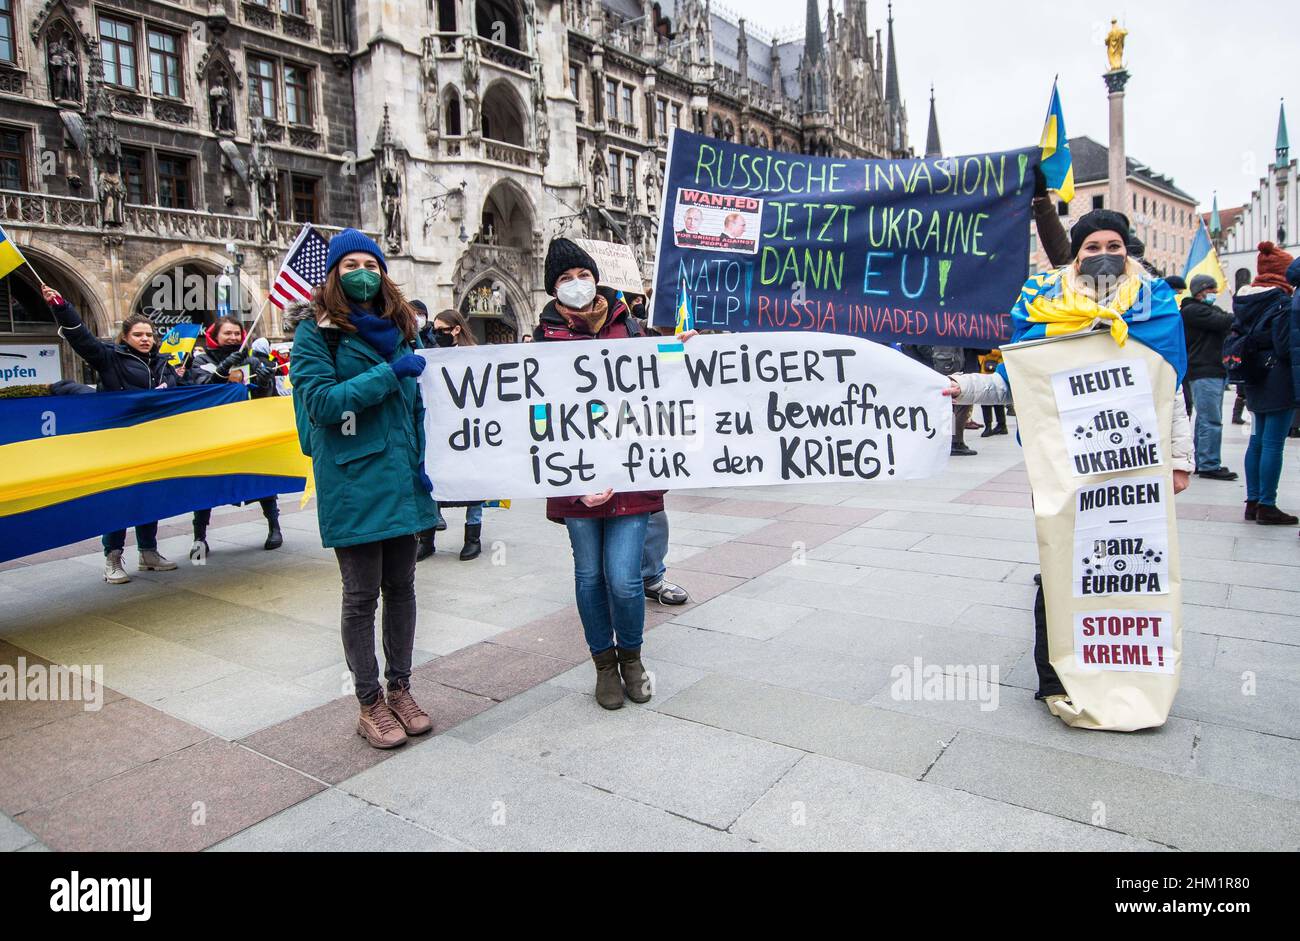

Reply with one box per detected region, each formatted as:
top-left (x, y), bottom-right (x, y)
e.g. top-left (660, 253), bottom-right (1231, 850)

top-left (340, 268), bottom-right (381, 303)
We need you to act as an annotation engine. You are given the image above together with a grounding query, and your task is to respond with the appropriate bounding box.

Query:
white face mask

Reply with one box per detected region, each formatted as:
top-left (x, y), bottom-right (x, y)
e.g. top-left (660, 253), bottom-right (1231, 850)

top-left (556, 277), bottom-right (597, 310)
top-left (1205, 294), bottom-right (1218, 305)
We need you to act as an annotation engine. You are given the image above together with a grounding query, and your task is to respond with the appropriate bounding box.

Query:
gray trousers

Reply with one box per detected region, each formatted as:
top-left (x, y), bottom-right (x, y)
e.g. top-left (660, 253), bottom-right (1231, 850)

top-left (334, 535), bottom-right (419, 705)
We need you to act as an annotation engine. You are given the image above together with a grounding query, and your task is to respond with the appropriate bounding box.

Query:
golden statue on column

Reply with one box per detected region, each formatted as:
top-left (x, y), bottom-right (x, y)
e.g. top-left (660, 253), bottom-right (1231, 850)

top-left (1105, 18), bottom-right (1128, 72)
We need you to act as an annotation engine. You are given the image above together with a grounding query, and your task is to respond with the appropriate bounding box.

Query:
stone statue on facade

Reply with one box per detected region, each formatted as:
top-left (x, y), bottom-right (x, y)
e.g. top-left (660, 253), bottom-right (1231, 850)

top-left (462, 36), bottom-right (482, 143)
top-left (1105, 19), bottom-right (1128, 72)
top-left (48, 37), bottom-right (81, 103)
top-left (382, 171), bottom-right (403, 253)
top-left (590, 148), bottom-right (607, 206)
top-left (209, 76), bottom-right (235, 134)
top-left (422, 52), bottom-right (440, 150)
top-left (250, 119), bottom-right (278, 243)
top-left (642, 149), bottom-right (662, 211)
top-left (99, 164), bottom-right (126, 226)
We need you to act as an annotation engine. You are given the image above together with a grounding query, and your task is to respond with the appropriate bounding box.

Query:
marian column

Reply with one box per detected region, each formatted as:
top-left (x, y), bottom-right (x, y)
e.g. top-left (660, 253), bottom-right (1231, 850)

top-left (1103, 18), bottom-right (1130, 215)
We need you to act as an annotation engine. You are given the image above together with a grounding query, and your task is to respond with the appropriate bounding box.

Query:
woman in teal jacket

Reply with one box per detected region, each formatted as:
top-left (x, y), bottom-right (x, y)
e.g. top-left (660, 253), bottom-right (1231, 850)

top-left (289, 229), bottom-right (439, 750)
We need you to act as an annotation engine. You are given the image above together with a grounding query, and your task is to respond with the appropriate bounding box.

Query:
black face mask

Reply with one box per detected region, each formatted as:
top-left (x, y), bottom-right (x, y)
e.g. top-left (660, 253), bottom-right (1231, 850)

top-left (433, 332), bottom-right (456, 348)
top-left (1079, 253), bottom-right (1127, 280)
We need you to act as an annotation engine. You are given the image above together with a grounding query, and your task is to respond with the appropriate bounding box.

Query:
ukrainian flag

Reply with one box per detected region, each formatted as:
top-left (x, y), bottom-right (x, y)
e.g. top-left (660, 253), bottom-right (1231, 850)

top-left (674, 280), bottom-right (695, 335)
top-left (0, 385), bottom-right (310, 562)
top-left (0, 223), bottom-right (28, 281)
top-left (1182, 220), bottom-right (1226, 294)
top-left (1039, 81), bottom-right (1075, 204)
top-left (158, 322), bottom-right (202, 366)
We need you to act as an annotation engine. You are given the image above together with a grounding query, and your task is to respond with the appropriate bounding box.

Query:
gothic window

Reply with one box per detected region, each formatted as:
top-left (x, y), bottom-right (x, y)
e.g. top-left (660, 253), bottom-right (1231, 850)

top-left (437, 0), bottom-right (457, 32)
top-left (569, 65), bottom-right (580, 101)
top-left (476, 0), bottom-right (523, 50)
top-left (0, 0), bottom-right (14, 64)
top-left (284, 64), bottom-right (313, 125)
top-left (605, 80), bottom-right (618, 121)
top-left (156, 152), bottom-right (193, 209)
top-left (148, 30), bottom-right (182, 99)
top-left (280, 0), bottom-right (305, 16)
top-left (99, 16), bottom-right (138, 88)
top-left (481, 82), bottom-right (525, 145)
top-left (655, 98), bottom-right (667, 134)
top-left (671, 102), bottom-right (682, 129)
top-left (621, 85), bottom-right (634, 124)
top-left (121, 147), bottom-right (149, 203)
top-left (608, 150), bottom-right (621, 193)
top-left (443, 86), bottom-right (462, 135)
top-left (724, 120), bottom-right (734, 141)
top-left (0, 125), bottom-right (28, 191)
top-left (248, 56), bottom-right (277, 119)
top-left (711, 115), bottom-right (723, 138)
top-left (624, 154), bottom-right (636, 198)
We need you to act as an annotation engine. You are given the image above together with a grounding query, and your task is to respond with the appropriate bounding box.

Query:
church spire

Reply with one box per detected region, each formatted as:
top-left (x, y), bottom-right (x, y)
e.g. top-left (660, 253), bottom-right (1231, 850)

top-left (1209, 192), bottom-right (1222, 238)
top-left (884, 1), bottom-right (901, 107)
top-left (1276, 99), bottom-right (1290, 166)
top-left (925, 85), bottom-right (941, 158)
top-left (805, 0), bottom-right (824, 64)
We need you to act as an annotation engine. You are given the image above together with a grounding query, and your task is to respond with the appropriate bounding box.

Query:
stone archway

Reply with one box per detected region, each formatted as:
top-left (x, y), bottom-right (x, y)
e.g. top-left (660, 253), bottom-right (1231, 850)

top-left (127, 249), bottom-right (260, 332)
top-left (455, 269), bottom-right (532, 343)
top-left (0, 240), bottom-right (103, 387)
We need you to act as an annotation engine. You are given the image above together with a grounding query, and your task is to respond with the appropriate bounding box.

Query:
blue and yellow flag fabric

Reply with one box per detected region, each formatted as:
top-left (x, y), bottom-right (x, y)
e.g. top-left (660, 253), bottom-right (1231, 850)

top-left (0, 385), bottom-right (310, 562)
top-left (1039, 81), bottom-right (1075, 204)
top-left (674, 280), bottom-right (695, 335)
top-left (158, 322), bottom-right (202, 366)
top-left (1182, 220), bottom-right (1226, 294)
top-left (1004, 264), bottom-right (1187, 385)
top-left (0, 224), bottom-right (28, 281)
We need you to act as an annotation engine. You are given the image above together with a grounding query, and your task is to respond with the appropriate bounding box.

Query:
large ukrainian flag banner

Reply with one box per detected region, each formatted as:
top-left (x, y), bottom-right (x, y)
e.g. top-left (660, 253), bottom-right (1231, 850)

top-left (0, 385), bottom-right (310, 562)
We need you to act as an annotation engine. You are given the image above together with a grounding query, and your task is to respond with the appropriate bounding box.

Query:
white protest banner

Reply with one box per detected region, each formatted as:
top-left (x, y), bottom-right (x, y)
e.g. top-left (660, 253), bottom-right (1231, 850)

top-left (1002, 330), bottom-right (1183, 732)
top-left (419, 332), bottom-right (951, 500)
top-left (574, 239), bottom-right (646, 295)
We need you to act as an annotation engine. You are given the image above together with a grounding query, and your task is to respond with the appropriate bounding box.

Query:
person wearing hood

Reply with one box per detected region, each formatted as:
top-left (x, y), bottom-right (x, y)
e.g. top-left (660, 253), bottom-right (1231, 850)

top-left (183, 316), bottom-right (285, 555)
top-left (290, 229), bottom-right (439, 749)
top-left (1181, 275), bottom-right (1238, 481)
top-left (944, 209), bottom-right (1193, 709)
top-left (416, 308), bottom-right (486, 562)
top-left (532, 238), bottom-right (685, 710)
top-left (1231, 242), bottom-right (1298, 525)
top-left (41, 284), bottom-right (181, 584)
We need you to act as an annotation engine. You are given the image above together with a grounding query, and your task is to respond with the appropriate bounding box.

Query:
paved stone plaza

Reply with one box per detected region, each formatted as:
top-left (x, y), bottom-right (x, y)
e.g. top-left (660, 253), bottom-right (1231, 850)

top-left (1, 423), bottom-right (1297, 852)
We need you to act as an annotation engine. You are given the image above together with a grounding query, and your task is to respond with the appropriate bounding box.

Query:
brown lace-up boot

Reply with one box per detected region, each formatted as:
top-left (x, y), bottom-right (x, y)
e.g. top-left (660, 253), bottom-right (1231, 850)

top-left (386, 684), bottom-right (433, 736)
top-left (357, 697), bottom-right (408, 749)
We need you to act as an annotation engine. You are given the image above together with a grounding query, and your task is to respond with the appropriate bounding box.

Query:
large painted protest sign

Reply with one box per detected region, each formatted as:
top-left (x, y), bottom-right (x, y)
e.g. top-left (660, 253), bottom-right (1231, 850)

top-left (419, 333), bottom-right (951, 500)
top-left (1002, 331), bottom-right (1183, 731)
top-left (650, 129), bottom-right (1037, 346)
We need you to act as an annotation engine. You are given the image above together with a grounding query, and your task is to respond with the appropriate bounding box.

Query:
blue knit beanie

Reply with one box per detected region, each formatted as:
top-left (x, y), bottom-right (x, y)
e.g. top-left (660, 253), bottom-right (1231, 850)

top-left (325, 228), bottom-right (387, 274)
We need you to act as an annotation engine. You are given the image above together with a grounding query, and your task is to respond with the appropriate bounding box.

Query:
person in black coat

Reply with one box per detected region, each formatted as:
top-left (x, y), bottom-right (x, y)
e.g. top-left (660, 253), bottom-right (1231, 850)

top-left (41, 284), bottom-right (180, 583)
top-left (1181, 274), bottom-right (1238, 480)
top-left (1232, 242), bottom-right (1298, 525)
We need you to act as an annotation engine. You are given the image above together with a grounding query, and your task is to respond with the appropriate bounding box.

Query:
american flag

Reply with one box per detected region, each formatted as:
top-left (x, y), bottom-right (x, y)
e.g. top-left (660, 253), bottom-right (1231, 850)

top-left (269, 224), bottom-right (329, 309)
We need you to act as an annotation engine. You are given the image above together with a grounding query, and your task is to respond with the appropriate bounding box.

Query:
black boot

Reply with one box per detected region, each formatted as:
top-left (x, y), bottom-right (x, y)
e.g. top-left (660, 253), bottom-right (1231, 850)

top-left (264, 518), bottom-right (283, 550)
top-left (416, 530), bottom-right (435, 561)
top-left (459, 523), bottom-right (482, 561)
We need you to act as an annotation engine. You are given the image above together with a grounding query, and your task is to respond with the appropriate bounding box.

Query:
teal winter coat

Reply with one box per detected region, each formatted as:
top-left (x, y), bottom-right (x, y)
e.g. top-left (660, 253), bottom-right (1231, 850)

top-left (289, 302), bottom-right (438, 548)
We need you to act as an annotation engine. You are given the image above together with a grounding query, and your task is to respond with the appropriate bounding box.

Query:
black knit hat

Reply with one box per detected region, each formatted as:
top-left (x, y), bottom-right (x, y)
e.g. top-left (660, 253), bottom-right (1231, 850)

top-left (1164, 275), bottom-right (1187, 292)
top-left (1069, 209), bottom-right (1133, 258)
top-left (544, 238), bottom-right (599, 296)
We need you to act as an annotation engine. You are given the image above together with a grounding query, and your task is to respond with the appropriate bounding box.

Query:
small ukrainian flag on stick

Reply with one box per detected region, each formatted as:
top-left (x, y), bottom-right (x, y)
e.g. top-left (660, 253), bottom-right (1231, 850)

top-left (0, 224), bottom-right (35, 283)
top-left (1039, 79), bottom-right (1075, 204)
top-left (674, 279), bottom-right (695, 335)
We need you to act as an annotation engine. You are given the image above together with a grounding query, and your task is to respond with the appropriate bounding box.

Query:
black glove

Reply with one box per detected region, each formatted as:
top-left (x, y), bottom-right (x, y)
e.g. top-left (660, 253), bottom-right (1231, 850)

top-left (217, 350), bottom-right (249, 376)
top-left (1032, 164), bottom-right (1048, 199)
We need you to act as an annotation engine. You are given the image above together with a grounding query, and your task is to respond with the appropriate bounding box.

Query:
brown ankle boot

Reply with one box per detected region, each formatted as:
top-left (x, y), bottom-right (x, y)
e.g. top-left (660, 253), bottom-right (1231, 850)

top-left (616, 647), bottom-right (652, 703)
top-left (386, 685), bottom-right (433, 736)
top-left (1244, 500), bottom-right (1259, 521)
top-left (1256, 504), bottom-right (1299, 526)
top-left (592, 648), bottom-right (624, 710)
top-left (357, 697), bottom-right (408, 749)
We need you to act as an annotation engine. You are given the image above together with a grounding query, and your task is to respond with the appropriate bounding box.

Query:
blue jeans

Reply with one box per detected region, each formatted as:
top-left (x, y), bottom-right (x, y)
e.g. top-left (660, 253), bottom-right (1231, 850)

top-left (566, 514), bottom-right (649, 654)
top-left (437, 502), bottom-right (482, 525)
top-left (1189, 377), bottom-right (1227, 472)
top-left (641, 511), bottom-right (669, 586)
top-left (103, 523), bottom-right (158, 555)
top-left (1244, 409), bottom-right (1296, 506)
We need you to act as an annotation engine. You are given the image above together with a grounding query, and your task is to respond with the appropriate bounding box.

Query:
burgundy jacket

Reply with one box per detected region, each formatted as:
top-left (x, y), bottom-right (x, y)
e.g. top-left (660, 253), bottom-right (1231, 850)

top-left (533, 287), bottom-right (666, 522)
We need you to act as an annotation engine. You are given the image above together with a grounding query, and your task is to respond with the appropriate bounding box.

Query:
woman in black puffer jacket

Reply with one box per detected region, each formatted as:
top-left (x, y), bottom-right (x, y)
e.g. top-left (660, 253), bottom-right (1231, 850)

top-left (183, 317), bottom-right (284, 557)
top-left (42, 284), bottom-right (180, 584)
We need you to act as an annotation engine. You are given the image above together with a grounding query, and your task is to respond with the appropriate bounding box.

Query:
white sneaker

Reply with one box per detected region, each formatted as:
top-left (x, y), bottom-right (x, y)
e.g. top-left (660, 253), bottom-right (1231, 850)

top-left (139, 549), bottom-right (178, 572)
top-left (104, 550), bottom-right (131, 584)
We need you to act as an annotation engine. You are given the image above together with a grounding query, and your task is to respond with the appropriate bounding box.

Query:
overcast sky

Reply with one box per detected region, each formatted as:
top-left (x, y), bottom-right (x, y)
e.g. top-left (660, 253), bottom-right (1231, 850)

top-left (724, 0), bottom-right (1299, 212)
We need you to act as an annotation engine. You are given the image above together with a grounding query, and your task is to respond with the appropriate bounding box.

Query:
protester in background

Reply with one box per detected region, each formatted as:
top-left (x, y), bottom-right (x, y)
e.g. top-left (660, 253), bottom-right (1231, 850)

top-left (290, 229), bottom-right (438, 749)
top-left (533, 237), bottom-right (680, 709)
top-left (642, 513), bottom-right (689, 605)
top-left (42, 283), bottom-right (180, 584)
top-left (1180, 274), bottom-right (1238, 481)
top-left (417, 308), bottom-right (485, 562)
top-left (945, 210), bottom-right (1193, 708)
top-left (977, 349), bottom-right (1008, 436)
top-left (182, 317), bottom-right (284, 556)
top-left (933, 346), bottom-right (981, 455)
top-left (1232, 243), bottom-right (1298, 525)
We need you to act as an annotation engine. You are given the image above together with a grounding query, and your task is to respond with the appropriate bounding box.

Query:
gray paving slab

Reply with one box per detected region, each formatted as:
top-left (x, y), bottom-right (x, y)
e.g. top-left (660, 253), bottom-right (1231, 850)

top-left (1183, 603), bottom-right (1300, 645)
top-left (925, 731), bottom-right (1300, 851)
top-left (1189, 723), bottom-right (1300, 803)
top-left (210, 787), bottom-right (464, 852)
top-left (444, 683), bottom-right (571, 745)
top-left (743, 577), bottom-right (973, 626)
top-left (732, 753), bottom-right (1159, 851)
top-left (657, 674), bottom-right (956, 779)
top-left (649, 622), bottom-right (899, 704)
top-left (672, 594), bottom-right (819, 640)
top-left (341, 735), bottom-right (757, 851)
top-left (481, 692), bottom-right (802, 829)
top-left (0, 812), bottom-right (37, 852)
top-left (1168, 663), bottom-right (1300, 738)
top-left (1211, 635), bottom-right (1300, 683)
top-left (152, 669), bottom-right (334, 740)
